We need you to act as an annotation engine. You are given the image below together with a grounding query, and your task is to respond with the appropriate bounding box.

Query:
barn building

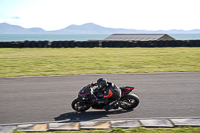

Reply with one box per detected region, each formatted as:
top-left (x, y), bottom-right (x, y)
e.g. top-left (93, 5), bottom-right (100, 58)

top-left (104, 34), bottom-right (175, 41)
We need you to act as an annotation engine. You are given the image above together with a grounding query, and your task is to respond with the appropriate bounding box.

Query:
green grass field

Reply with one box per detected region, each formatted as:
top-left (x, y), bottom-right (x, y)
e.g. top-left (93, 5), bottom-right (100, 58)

top-left (0, 48), bottom-right (200, 77)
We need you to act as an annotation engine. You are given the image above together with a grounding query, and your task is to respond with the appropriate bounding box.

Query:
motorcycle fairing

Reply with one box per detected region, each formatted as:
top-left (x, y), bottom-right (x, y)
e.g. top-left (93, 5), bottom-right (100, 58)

top-left (78, 85), bottom-right (91, 100)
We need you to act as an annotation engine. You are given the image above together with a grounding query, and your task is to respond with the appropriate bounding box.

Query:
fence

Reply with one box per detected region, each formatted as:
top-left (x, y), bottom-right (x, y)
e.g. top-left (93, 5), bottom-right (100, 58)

top-left (0, 40), bottom-right (200, 48)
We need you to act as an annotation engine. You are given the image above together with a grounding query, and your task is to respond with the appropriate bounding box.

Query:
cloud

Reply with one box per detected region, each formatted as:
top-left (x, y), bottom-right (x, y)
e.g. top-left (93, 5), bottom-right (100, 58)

top-left (11, 16), bottom-right (21, 19)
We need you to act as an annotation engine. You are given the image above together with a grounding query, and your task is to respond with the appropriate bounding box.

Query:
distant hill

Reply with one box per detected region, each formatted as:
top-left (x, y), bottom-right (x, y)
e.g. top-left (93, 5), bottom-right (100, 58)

top-left (0, 23), bottom-right (46, 34)
top-left (1, 22), bottom-right (200, 34)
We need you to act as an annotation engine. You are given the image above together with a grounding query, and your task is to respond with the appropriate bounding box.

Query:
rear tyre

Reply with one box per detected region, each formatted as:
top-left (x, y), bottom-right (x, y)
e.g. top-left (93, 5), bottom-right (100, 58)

top-left (120, 93), bottom-right (140, 110)
top-left (71, 98), bottom-right (90, 112)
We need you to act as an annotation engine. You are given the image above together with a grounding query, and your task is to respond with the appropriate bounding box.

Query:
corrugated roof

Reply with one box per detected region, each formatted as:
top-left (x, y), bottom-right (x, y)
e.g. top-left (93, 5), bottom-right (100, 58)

top-left (104, 34), bottom-right (174, 41)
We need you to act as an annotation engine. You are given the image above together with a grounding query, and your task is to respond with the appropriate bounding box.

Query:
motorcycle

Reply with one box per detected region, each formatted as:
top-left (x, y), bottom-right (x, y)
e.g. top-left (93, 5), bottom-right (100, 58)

top-left (71, 84), bottom-right (140, 112)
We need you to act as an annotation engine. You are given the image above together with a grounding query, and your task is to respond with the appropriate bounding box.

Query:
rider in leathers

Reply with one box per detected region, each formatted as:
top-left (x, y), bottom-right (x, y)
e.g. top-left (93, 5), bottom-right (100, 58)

top-left (91, 78), bottom-right (121, 111)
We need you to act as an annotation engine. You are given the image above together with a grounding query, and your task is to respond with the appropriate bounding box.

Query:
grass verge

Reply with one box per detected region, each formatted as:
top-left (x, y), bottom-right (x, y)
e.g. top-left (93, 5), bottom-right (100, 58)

top-left (13, 127), bottom-right (200, 133)
top-left (0, 48), bottom-right (200, 77)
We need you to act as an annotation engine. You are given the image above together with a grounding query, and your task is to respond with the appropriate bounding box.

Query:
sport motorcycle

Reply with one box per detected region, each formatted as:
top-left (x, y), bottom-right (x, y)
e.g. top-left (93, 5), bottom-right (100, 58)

top-left (71, 84), bottom-right (140, 112)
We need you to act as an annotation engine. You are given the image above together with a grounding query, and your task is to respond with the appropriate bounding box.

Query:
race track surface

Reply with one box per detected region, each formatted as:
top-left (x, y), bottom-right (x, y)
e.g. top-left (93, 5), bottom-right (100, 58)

top-left (0, 72), bottom-right (200, 124)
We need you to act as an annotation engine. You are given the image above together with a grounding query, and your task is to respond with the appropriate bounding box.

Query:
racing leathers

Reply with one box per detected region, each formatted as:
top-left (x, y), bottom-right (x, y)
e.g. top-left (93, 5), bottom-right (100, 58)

top-left (93, 82), bottom-right (121, 111)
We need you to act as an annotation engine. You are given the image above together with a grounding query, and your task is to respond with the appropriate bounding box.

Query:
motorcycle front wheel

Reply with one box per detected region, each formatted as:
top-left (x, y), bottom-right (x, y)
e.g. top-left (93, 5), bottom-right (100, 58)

top-left (71, 98), bottom-right (90, 112)
top-left (120, 93), bottom-right (140, 110)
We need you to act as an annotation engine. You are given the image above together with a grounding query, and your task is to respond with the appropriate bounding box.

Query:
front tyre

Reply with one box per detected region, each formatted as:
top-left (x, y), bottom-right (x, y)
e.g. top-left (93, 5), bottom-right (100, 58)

top-left (71, 98), bottom-right (90, 112)
top-left (120, 93), bottom-right (140, 110)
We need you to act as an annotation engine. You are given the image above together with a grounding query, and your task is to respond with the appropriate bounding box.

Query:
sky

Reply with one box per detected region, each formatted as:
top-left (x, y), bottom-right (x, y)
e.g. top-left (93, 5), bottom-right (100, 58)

top-left (0, 0), bottom-right (200, 31)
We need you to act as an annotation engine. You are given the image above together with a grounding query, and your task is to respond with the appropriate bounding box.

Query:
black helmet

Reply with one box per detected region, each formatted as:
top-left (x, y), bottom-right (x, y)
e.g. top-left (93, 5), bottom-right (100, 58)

top-left (97, 78), bottom-right (107, 90)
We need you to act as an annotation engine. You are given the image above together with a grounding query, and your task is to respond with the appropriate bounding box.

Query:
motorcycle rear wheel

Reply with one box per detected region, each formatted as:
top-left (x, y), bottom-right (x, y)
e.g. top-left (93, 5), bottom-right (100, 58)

top-left (120, 93), bottom-right (140, 110)
top-left (71, 98), bottom-right (90, 112)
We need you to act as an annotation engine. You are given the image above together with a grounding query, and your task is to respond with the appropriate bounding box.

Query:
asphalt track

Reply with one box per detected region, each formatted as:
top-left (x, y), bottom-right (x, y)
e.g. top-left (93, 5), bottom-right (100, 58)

top-left (0, 72), bottom-right (200, 124)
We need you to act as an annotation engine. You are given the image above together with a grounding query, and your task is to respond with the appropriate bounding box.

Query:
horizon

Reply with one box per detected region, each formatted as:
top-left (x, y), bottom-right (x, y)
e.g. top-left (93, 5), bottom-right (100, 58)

top-left (0, 0), bottom-right (200, 31)
top-left (1, 22), bottom-right (200, 32)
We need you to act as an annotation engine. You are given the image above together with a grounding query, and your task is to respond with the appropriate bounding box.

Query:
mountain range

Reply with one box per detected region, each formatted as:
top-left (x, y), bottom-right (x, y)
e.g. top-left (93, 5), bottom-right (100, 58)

top-left (1, 22), bottom-right (200, 34)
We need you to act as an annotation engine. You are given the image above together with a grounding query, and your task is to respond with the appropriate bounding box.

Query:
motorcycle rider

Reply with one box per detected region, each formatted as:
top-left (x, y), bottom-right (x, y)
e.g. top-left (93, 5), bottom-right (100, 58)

top-left (91, 78), bottom-right (121, 111)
